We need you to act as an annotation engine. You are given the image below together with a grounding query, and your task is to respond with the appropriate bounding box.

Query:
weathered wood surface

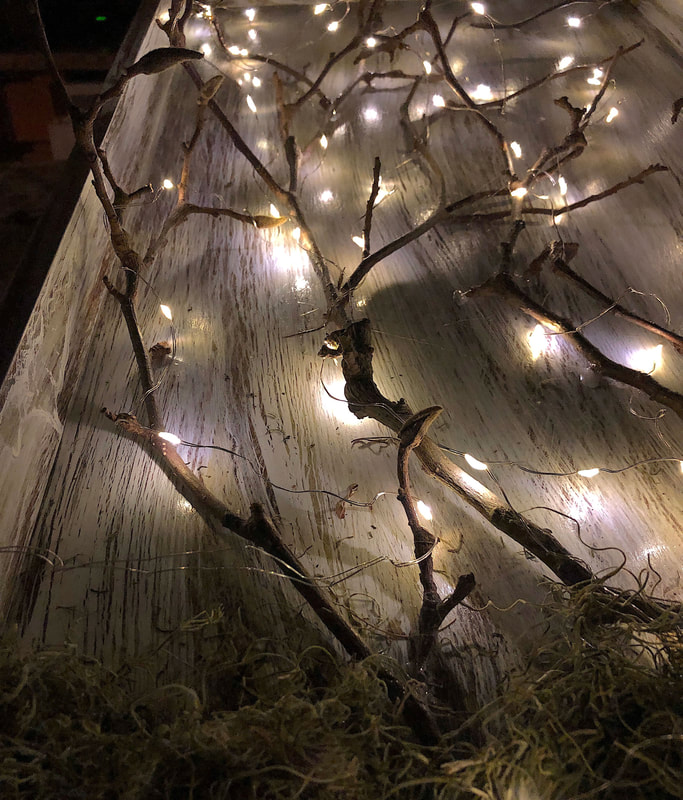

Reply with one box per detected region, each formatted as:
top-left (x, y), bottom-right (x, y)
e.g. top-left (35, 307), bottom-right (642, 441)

top-left (0, 1), bottom-right (681, 702)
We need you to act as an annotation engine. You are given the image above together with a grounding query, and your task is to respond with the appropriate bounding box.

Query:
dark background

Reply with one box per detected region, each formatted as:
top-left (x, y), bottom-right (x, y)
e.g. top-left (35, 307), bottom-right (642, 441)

top-left (0, 2), bottom-right (141, 54)
top-left (0, 1), bottom-right (152, 378)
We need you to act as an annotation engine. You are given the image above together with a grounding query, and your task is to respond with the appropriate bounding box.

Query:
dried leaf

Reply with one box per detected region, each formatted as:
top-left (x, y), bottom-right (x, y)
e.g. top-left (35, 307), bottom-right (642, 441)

top-left (199, 75), bottom-right (225, 105)
top-left (252, 215), bottom-right (288, 229)
top-left (149, 341), bottom-right (172, 367)
top-left (126, 47), bottom-right (203, 78)
top-left (335, 483), bottom-right (359, 519)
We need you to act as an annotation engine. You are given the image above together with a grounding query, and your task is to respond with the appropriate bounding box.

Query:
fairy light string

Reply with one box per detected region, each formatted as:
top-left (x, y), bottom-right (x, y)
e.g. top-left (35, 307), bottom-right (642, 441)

top-left (117, 2), bottom-right (680, 606)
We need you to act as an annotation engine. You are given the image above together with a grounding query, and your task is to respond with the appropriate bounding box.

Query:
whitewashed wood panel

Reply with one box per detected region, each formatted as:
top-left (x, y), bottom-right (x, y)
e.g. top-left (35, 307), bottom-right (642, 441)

top-left (1, 1), bottom-right (681, 702)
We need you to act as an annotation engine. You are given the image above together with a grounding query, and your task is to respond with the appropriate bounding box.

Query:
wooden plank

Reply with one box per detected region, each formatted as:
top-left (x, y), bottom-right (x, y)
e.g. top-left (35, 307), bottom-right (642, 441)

top-left (2, 1), bottom-right (681, 703)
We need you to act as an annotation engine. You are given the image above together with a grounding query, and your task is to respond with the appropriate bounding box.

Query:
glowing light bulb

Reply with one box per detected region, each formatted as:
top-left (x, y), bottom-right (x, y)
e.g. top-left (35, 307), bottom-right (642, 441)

top-left (557, 55), bottom-right (574, 70)
top-left (416, 500), bottom-right (433, 520)
top-left (527, 324), bottom-right (549, 360)
top-left (248, 28), bottom-right (257, 41)
top-left (567, 16), bottom-right (581, 28)
top-left (558, 176), bottom-right (568, 196)
top-left (471, 84), bottom-right (493, 101)
top-left (464, 453), bottom-right (488, 471)
top-left (631, 344), bottom-right (663, 374)
top-left (352, 235), bottom-right (364, 248)
top-left (162, 178), bottom-right (174, 190)
top-left (240, 49), bottom-right (249, 56)
top-left (292, 227), bottom-right (301, 241)
top-left (320, 134), bottom-right (328, 149)
top-left (158, 431), bottom-right (182, 445)
top-left (471, 2), bottom-right (485, 14)
top-left (228, 45), bottom-right (241, 55)
top-left (510, 141), bottom-right (522, 158)
top-left (200, 43), bottom-right (212, 56)
top-left (314, 3), bottom-right (327, 14)
top-left (320, 380), bottom-right (363, 425)
top-left (320, 189), bottom-right (333, 203)
top-left (366, 37), bottom-right (377, 47)
top-left (252, 76), bottom-right (261, 87)
top-left (432, 94), bottom-right (446, 108)
top-left (363, 106), bottom-right (380, 122)
top-left (159, 304), bottom-right (173, 320)
top-left (269, 203), bottom-right (280, 217)
top-left (511, 186), bottom-right (528, 198)
top-left (606, 107), bottom-right (619, 123)
top-left (587, 67), bottom-right (603, 86)
top-left (423, 60), bottom-right (432, 75)
top-left (294, 275), bottom-right (309, 291)
top-left (243, 72), bottom-right (251, 83)
top-left (374, 184), bottom-right (393, 205)
top-left (158, 10), bottom-right (170, 23)
top-left (327, 20), bottom-right (339, 32)
top-left (246, 94), bottom-right (257, 113)
top-left (245, 8), bottom-right (256, 21)
top-left (578, 468), bottom-right (599, 478)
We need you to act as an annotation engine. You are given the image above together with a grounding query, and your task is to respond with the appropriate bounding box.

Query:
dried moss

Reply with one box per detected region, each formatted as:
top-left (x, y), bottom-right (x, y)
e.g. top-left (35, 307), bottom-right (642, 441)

top-left (1, 582), bottom-right (681, 799)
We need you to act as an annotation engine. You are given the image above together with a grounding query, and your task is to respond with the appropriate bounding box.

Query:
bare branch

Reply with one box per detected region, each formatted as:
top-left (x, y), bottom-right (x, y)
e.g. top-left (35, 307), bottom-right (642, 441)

top-left (396, 405), bottom-right (474, 666)
top-left (580, 44), bottom-right (626, 130)
top-left (335, 321), bottom-right (594, 586)
top-left (420, 7), bottom-right (476, 108)
top-left (341, 188), bottom-right (507, 295)
top-left (102, 409), bottom-right (440, 743)
top-left (468, 273), bottom-right (683, 419)
top-left (536, 243), bottom-right (683, 353)
top-left (211, 16), bottom-right (331, 107)
top-left (102, 285), bottom-right (162, 430)
top-left (469, 41), bottom-right (643, 111)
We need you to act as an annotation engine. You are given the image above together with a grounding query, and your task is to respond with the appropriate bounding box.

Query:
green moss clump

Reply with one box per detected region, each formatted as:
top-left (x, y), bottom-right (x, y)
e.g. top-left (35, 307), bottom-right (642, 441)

top-left (1, 582), bottom-right (681, 799)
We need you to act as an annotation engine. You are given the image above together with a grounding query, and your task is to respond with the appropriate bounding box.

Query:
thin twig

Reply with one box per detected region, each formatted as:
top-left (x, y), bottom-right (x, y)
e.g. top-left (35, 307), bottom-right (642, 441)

top-left (363, 157), bottom-right (382, 258)
top-left (523, 164), bottom-right (668, 216)
top-left (469, 0), bottom-right (605, 30)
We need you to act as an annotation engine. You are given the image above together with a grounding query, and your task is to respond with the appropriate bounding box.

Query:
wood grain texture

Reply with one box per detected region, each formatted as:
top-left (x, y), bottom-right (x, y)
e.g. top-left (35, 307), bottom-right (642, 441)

top-left (1, 1), bottom-right (680, 703)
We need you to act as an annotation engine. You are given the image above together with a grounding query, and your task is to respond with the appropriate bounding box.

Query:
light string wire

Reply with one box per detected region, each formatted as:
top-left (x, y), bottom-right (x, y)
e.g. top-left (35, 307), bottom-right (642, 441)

top-left (349, 436), bottom-right (682, 479)
top-left (73, 5), bottom-right (678, 602)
